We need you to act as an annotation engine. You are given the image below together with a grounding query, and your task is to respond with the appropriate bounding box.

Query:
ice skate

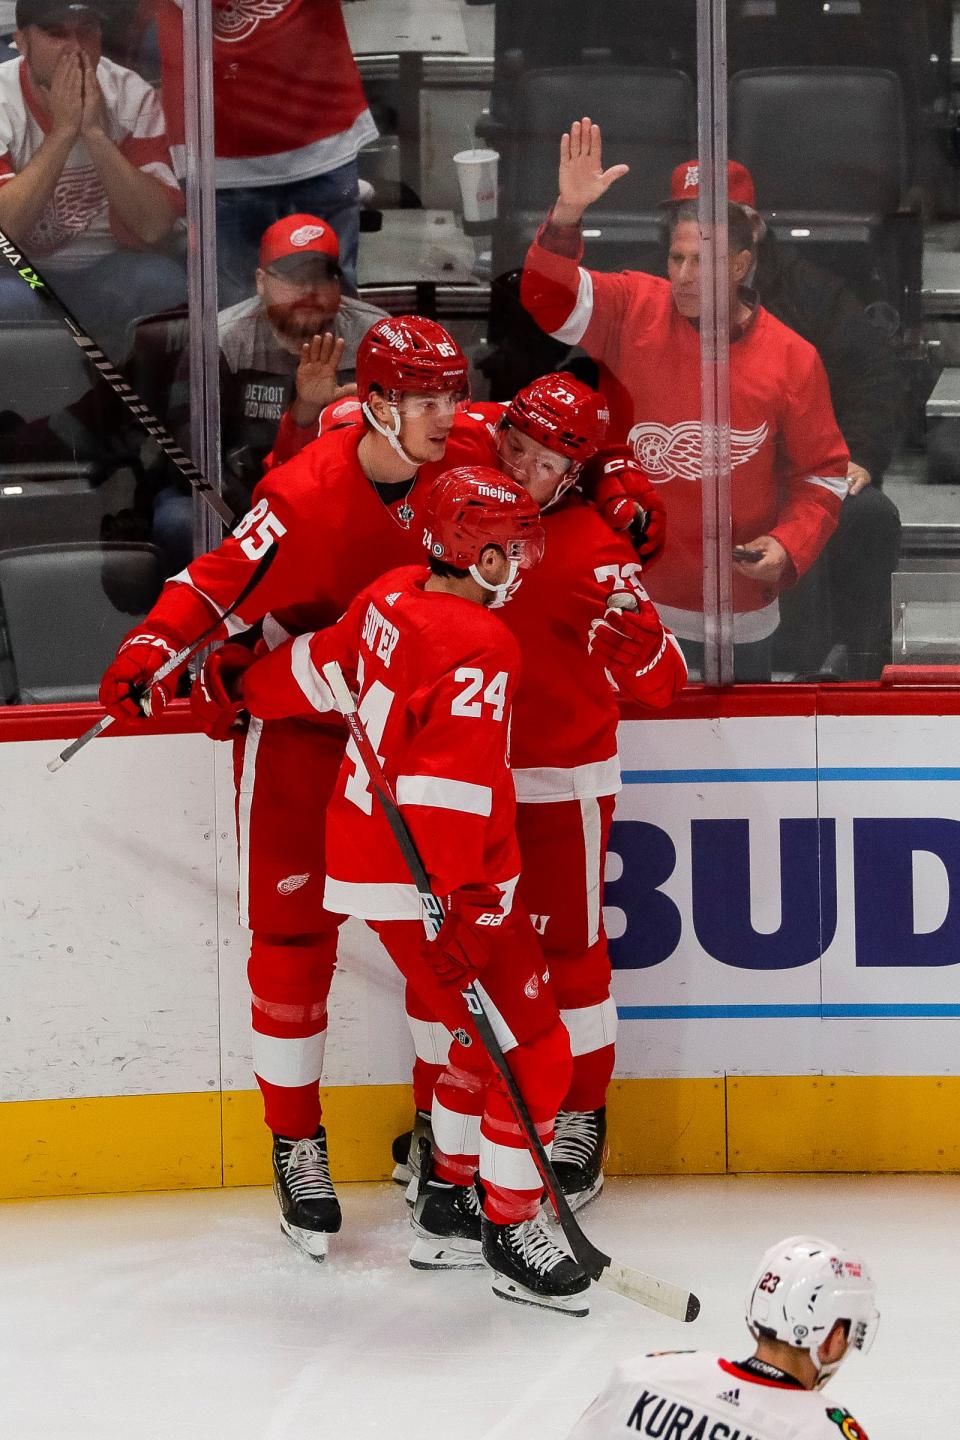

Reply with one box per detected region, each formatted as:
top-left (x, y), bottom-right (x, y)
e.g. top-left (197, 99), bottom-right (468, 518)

top-left (391, 1126), bottom-right (415, 1184)
top-left (409, 1143), bottom-right (483, 1271)
top-left (482, 1213), bottom-right (591, 1316)
top-left (549, 1107), bottom-right (607, 1213)
top-left (272, 1126), bottom-right (342, 1262)
top-left (391, 1110), bottom-right (433, 1206)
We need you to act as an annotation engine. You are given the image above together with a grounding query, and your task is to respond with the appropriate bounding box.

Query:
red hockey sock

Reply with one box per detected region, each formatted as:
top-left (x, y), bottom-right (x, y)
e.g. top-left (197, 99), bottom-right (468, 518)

top-left (431, 1060), bottom-right (485, 1186)
top-left (563, 1039), bottom-right (617, 1112)
top-left (478, 1019), bottom-right (572, 1223)
top-left (247, 931), bottom-right (337, 1139)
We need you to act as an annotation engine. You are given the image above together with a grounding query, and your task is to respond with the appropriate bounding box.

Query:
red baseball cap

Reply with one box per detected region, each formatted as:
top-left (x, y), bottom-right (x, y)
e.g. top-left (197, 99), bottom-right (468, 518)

top-left (259, 214), bottom-right (340, 271)
top-left (668, 159), bottom-right (757, 208)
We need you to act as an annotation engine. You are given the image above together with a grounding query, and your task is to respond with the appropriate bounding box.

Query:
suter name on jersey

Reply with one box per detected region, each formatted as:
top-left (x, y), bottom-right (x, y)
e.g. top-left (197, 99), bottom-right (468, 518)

top-left (361, 603), bottom-right (400, 669)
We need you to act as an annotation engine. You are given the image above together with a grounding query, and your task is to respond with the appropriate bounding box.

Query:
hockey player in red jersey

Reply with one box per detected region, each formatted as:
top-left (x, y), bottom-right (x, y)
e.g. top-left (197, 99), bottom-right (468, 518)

top-left (238, 466), bottom-right (596, 1315)
top-left (395, 374), bottom-right (687, 1212)
top-left (520, 118), bottom-right (849, 680)
top-left (98, 315), bottom-right (491, 1262)
top-left (566, 1235), bottom-right (878, 1438)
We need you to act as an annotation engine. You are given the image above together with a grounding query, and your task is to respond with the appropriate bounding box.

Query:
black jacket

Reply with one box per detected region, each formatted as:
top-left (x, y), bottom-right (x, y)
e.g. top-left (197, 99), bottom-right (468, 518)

top-left (753, 229), bottom-right (902, 482)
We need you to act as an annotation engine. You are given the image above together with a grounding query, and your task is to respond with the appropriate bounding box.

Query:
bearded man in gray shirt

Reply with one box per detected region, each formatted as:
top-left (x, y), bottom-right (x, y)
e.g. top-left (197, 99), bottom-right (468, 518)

top-left (216, 211), bottom-right (386, 494)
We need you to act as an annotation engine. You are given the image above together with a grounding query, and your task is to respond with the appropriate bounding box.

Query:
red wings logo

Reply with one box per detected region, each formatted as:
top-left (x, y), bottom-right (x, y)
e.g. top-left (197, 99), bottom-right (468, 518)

top-left (214, 0), bottom-right (293, 43)
top-left (626, 420), bottom-right (769, 483)
top-left (31, 168), bottom-right (105, 253)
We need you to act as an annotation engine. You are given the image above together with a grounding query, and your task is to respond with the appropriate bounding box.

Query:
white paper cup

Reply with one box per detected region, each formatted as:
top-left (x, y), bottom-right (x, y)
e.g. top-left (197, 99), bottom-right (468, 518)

top-left (453, 148), bottom-right (499, 225)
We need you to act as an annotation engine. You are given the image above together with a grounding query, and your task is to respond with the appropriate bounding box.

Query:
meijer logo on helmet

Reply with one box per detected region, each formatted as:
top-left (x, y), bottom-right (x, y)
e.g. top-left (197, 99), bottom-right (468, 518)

top-left (476, 483), bottom-right (516, 503)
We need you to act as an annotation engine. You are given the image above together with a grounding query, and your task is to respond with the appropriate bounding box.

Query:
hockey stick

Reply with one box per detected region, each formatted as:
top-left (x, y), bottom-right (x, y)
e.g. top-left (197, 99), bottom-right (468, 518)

top-left (0, 228), bottom-right (236, 528)
top-left (321, 658), bottom-right (700, 1324)
top-left (47, 542), bottom-right (279, 772)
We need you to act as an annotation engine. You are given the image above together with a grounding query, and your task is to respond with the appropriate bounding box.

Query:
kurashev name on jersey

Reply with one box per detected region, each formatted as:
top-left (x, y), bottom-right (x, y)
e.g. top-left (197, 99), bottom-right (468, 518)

top-left (626, 1390), bottom-right (760, 1440)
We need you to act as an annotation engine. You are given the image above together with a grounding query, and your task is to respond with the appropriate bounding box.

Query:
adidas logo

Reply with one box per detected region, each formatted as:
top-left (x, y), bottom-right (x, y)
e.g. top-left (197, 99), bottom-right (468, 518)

top-left (384, 592), bottom-right (401, 606)
top-left (717, 1388), bottom-right (740, 1407)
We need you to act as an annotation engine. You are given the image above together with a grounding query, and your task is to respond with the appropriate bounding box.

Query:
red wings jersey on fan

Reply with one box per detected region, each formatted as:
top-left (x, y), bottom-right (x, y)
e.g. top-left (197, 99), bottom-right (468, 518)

top-left (502, 494), bottom-right (685, 801)
top-left (521, 232), bottom-right (849, 643)
top-left (241, 565), bottom-right (523, 912)
top-left (155, 1), bottom-right (377, 182)
top-left (0, 57), bottom-right (183, 261)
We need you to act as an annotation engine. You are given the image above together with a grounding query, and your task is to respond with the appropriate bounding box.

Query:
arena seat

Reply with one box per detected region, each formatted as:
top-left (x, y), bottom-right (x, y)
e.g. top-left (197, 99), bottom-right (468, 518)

top-left (492, 65), bottom-right (696, 277)
top-left (729, 67), bottom-right (921, 328)
top-left (0, 542), bottom-right (164, 704)
top-left (0, 319), bottom-right (140, 484)
top-left (0, 476), bottom-right (104, 552)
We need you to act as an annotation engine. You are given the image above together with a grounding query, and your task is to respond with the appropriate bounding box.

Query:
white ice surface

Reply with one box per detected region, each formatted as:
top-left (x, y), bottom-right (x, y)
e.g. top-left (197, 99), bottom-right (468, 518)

top-left (1, 1174), bottom-right (954, 1440)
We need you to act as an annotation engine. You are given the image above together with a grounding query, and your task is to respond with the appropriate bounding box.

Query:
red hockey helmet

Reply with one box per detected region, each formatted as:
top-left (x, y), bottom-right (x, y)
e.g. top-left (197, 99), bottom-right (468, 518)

top-left (502, 374), bottom-right (610, 472)
top-left (356, 316), bottom-right (470, 401)
top-left (423, 466), bottom-right (545, 572)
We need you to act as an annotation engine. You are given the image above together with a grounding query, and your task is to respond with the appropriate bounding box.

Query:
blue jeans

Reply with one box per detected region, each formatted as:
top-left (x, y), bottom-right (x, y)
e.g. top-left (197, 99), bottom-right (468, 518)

top-left (214, 158), bottom-right (361, 307)
top-left (151, 485), bottom-right (195, 577)
top-left (0, 247), bottom-right (187, 364)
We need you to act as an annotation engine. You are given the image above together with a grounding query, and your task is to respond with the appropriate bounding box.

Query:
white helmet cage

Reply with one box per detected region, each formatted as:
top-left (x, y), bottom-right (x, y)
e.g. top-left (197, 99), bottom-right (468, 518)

top-left (746, 1235), bottom-right (879, 1380)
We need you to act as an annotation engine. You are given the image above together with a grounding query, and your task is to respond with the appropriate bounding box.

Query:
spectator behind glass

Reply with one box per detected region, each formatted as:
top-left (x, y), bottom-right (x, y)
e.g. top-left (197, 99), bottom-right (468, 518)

top-left (215, 211), bottom-right (386, 506)
top-left (152, 0), bottom-right (376, 304)
top-left (666, 160), bottom-right (902, 679)
top-left (521, 119), bottom-right (850, 682)
top-left (0, 0), bottom-right (185, 361)
top-left (155, 213), bottom-right (386, 573)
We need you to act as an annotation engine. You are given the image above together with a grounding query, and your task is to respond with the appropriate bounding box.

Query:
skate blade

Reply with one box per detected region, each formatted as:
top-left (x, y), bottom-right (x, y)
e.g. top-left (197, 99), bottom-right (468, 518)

top-left (543, 1172), bottom-right (604, 1221)
top-left (409, 1235), bottom-right (484, 1271)
top-left (392, 1161), bottom-right (413, 1185)
top-left (490, 1274), bottom-right (590, 1317)
top-left (280, 1217), bottom-right (329, 1263)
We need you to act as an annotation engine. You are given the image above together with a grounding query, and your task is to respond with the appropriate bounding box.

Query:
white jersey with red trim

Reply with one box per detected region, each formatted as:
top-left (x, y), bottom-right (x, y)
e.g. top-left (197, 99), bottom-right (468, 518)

top-left (0, 56), bottom-right (182, 266)
top-left (241, 565), bottom-right (522, 915)
top-left (155, 0), bottom-right (377, 185)
top-left (566, 1350), bottom-right (869, 1440)
top-left (521, 232), bottom-right (849, 643)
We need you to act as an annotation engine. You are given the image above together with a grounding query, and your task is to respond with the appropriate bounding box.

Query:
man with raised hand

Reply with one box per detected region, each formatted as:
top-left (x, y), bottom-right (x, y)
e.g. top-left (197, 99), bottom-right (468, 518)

top-left (215, 212), bottom-right (386, 502)
top-left (521, 118), bottom-right (850, 680)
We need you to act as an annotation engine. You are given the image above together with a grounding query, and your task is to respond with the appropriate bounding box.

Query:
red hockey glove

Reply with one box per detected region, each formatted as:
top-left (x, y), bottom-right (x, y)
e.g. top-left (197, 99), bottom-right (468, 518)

top-left (99, 632), bottom-right (181, 720)
top-left (191, 642), bottom-right (256, 740)
top-left (427, 885), bottom-right (506, 984)
top-left (589, 595), bottom-right (667, 679)
top-left (580, 450), bottom-right (667, 568)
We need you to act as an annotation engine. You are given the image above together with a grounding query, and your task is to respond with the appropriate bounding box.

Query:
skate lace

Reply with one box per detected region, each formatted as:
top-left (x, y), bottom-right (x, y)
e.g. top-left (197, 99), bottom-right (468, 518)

top-left (551, 1111), bottom-right (597, 1168)
top-left (507, 1218), bottom-right (568, 1275)
top-left (463, 1184), bottom-right (482, 1218)
top-left (282, 1137), bottom-right (336, 1202)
